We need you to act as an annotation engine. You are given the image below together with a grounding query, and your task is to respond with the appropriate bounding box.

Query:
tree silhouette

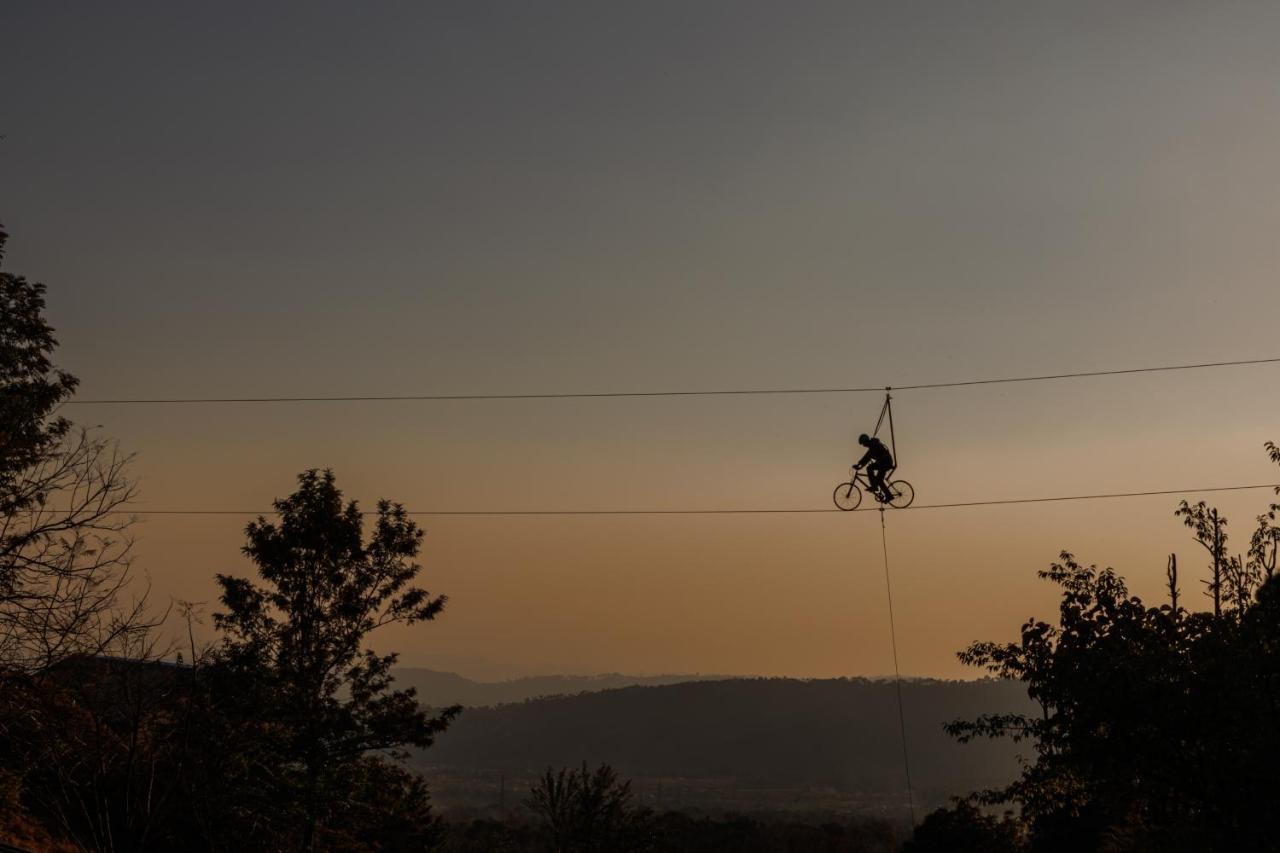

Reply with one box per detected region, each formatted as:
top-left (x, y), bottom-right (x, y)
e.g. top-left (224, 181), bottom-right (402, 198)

top-left (1174, 500), bottom-right (1229, 616)
top-left (0, 223), bottom-right (144, 675)
top-left (943, 444), bottom-right (1280, 852)
top-left (902, 802), bottom-right (1020, 853)
top-left (214, 469), bottom-right (460, 851)
top-left (1247, 444), bottom-right (1279, 583)
top-left (0, 224), bottom-right (77, 490)
top-left (525, 762), bottom-right (652, 853)
top-left (0, 222), bottom-right (158, 848)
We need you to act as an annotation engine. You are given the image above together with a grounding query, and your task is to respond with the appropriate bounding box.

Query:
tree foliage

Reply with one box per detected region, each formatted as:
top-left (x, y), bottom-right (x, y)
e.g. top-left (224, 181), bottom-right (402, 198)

top-left (944, 444), bottom-right (1280, 852)
top-left (212, 469), bottom-right (460, 850)
top-left (902, 802), bottom-right (1021, 853)
top-left (0, 224), bottom-right (78, 493)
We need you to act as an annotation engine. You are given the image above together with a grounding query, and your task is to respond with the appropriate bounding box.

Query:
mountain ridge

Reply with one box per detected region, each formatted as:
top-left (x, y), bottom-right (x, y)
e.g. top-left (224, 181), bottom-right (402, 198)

top-left (411, 675), bottom-right (1033, 814)
top-left (393, 667), bottom-right (739, 707)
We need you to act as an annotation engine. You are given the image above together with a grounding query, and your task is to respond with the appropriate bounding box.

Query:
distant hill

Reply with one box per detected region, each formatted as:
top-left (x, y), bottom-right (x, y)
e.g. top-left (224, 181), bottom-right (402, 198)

top-left (413, 677), bottom-right (1033, 815)
top-left (393, 667), bottom-right (731, 707)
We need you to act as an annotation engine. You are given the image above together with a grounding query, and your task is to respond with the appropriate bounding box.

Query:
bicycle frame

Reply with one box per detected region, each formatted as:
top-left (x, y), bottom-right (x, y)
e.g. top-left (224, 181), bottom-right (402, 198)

top-left (851, 466), bottom-right (894, 491)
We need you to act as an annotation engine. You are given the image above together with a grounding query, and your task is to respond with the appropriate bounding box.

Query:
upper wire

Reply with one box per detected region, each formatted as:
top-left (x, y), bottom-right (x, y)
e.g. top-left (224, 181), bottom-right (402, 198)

top-left (64, 357), bottom-right (1280, 405)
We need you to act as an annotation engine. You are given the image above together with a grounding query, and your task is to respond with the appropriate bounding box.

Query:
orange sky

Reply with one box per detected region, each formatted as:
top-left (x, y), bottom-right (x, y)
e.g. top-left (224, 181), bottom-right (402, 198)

top-left (97, 378), bottom-right (1279, 679)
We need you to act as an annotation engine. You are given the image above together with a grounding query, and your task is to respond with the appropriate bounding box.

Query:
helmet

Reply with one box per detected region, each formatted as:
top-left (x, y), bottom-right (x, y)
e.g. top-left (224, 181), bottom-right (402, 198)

top-left (858, 433), bottom-right (870, 445)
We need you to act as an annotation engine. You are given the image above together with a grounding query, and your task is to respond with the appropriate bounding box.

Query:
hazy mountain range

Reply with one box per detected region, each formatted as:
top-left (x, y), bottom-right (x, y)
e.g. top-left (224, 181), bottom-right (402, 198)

top-left (405, 674), bottom-right (1034, 815)
top-left (393, 667), bottom-right (734, 708)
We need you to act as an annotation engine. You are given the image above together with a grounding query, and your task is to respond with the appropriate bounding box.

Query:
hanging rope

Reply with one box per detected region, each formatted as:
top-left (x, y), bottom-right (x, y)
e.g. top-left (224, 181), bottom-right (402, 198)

top-left (870, 388), bottom-right (898, 465)
top-left (878, 508), bottom-right (916, 826)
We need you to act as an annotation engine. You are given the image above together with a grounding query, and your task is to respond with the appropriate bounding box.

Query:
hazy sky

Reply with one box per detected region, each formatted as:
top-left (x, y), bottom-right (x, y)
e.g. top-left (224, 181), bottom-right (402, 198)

top-left (3, 1), bottom-right (1279, 681)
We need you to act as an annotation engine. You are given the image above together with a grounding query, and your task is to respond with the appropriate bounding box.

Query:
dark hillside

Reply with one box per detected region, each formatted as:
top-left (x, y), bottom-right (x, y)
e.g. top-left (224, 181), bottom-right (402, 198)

top-left (416, 677), bottom-right (1031, 811)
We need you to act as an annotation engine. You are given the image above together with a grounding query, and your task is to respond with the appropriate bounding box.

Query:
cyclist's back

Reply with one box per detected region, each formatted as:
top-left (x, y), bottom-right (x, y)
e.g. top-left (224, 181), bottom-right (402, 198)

top-left (857, 435), bottom-right (893, 469)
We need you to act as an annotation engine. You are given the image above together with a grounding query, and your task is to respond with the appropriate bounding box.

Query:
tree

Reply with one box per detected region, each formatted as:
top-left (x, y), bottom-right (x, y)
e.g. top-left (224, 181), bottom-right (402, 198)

top-left (1247, 442), bottom-right (1279, 583)
top-left (213, 469), bottom-right (460, 851)
top-left (0, 223), bottom-right (152, 850)
top-left (0, 223), bottom-right (143, 675)
top-left (1174, 500), bottom-right (1229, 617)
top-left (903, 802), bottom-right (1021, 853)
top-left (525, 763), bottom-right (652, 853)
top-left (0, 224), bottom-right (77, 490)
top-left (944, 444), bottom-right (1280, 852)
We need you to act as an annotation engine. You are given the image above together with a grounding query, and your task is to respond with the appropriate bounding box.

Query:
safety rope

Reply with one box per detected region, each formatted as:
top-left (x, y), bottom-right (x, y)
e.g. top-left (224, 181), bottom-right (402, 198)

top-left (885, 389), bottom-right (897, 465)
top-left (871, 389), bottom-right (898, 463)
top-left (878, 508), bottom-right (916, 826)
top-left (872, 394), bottom-right (890, 436)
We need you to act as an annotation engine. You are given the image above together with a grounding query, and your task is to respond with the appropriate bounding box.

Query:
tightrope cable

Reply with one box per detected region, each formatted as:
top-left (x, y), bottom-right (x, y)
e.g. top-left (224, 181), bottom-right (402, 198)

top-left (878, 508), bottom-right (916, 826)
top-left (89, 482), bottom-right (1279, 516)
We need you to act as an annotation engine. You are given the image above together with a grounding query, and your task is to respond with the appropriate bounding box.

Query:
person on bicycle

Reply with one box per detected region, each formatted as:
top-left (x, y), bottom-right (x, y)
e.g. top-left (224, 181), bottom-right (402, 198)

top-left (854, 433), bottom-right (894, 502)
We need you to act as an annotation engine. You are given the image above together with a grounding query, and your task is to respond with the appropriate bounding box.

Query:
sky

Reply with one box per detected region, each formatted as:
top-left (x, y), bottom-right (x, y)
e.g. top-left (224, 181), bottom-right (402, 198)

top-left (3, 1), bottom-right (1279, 681)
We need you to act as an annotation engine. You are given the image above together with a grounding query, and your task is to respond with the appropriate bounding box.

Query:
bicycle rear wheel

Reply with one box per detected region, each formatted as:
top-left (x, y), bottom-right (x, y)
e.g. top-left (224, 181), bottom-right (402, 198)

top-left (833, 481), bottom-right (863, 511)
top-left (887, 480), bottom-right (915, 509)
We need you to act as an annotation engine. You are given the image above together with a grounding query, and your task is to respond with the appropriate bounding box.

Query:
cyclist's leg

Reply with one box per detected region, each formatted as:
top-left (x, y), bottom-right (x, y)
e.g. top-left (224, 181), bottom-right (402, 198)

top-left (880, 467), bottom-right (896, 500)
top-left (868, 464), bottom-right (887, 499)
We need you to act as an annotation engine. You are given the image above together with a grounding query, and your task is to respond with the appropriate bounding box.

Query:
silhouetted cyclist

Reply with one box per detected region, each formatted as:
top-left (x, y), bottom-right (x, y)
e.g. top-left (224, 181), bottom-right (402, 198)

top-left (855, 433), bottom-right (894, 503)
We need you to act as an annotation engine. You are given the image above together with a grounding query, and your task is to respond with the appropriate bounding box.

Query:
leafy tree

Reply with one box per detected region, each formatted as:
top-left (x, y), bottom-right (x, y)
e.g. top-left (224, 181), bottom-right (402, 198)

top-left (1247, 442), bottom-right (1279, 583)
top-left (902, 802), bottom-right (1021, 853)
top-left (1174, 500), bottom-right (1229, 616)
top-left (945, 444), bottom-right (1280, 852)
top-left (213, 469), bottom-right (459, 851)
top-left (316, 756), bottom-right (445, 851)
top-left (525, 763), bottom-right (653, 853)
top-left (0, 224), bottom-right (77, 488)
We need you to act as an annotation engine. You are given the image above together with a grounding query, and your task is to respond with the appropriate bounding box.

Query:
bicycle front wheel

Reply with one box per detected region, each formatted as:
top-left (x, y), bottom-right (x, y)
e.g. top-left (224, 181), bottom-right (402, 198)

top-left (887, 480), bottom-right (915, 509)
top-left (833, 481), bottom-right (863, 511)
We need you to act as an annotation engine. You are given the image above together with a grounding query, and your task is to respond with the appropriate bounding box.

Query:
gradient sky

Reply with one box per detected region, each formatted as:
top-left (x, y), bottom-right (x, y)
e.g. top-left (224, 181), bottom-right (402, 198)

top-left (3, 1), bottom-right (1279, 680)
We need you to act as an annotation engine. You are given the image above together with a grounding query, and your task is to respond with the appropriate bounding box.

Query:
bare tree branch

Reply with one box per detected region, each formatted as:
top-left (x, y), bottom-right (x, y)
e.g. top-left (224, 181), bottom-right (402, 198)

top-left (0, 428), bottom-right (156, 675)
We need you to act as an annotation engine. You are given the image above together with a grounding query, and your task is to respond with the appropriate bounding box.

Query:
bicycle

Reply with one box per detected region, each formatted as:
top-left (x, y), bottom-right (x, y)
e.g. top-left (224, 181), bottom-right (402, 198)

top-left (832, 467), bottom-right (915, 511)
